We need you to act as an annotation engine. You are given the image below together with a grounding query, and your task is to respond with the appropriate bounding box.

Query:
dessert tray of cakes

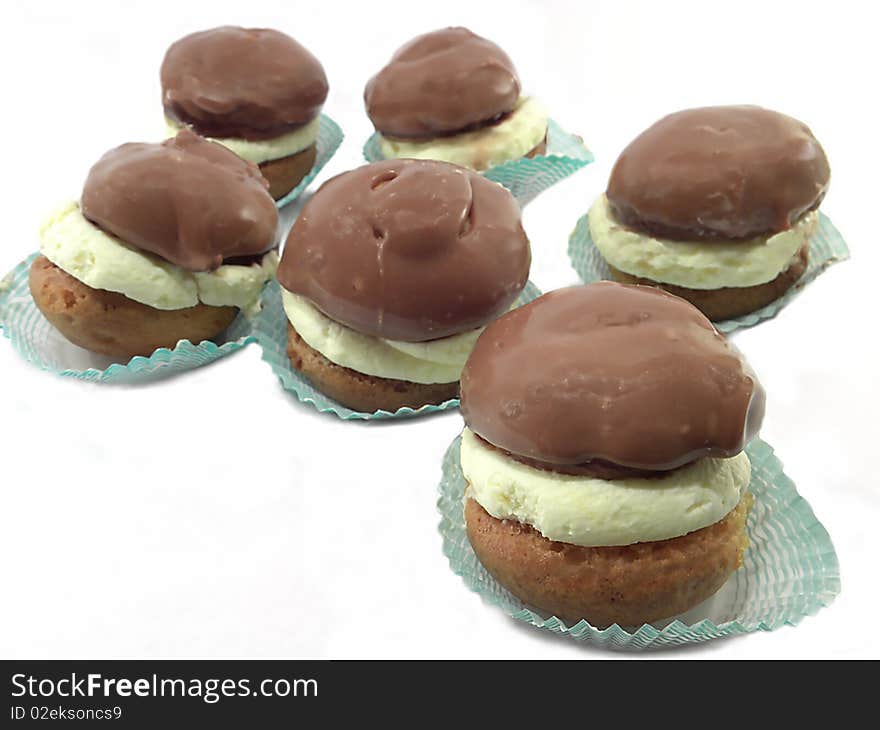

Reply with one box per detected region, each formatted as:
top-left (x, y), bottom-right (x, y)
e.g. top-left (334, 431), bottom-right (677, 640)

top-left (0, 22), bottom-right (845, 649)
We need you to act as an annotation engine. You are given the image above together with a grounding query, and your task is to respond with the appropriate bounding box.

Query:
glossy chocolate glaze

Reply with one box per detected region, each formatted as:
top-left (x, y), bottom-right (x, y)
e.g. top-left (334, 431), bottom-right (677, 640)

top-left (161, 26), bottom-right (328, 140)
top-left (460, 282), bottom-right (764, 471)
top-left (81, 130), bottom-right (278, 272)
top-left (364, 27), bottom-right (520, 139)
top-left (277, 159), bottom-right (530, 342)
top-left (607, 106), bottom-right (830, 241)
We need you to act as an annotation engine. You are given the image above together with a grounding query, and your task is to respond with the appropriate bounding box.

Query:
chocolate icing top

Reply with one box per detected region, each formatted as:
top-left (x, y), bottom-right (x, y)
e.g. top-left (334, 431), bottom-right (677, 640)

top-left (460, 282), bottom-right (764, 471)
top-left (161, 26), bottom-right (328, 140)
top-left (607, 105), bottom-right (830, 241)
top-left (364, 27), bottom-right (520, 139)
top-left (277, 159), bottom-right (530, 342)
top-left (81, 130), bottom-right (279, 272)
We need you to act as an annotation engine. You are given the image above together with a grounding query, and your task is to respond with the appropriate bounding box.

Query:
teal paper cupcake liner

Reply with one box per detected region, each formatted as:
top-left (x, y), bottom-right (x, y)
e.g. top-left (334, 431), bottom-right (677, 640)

top-left (0, 254), bottom-right (255, 383)
top-left (253, 280), bottom-right (542, 420)
top-left (274, 114), bottom-right (344, 209)
top-left (438, 435), bottom-right (840, 650)
top-left (567, 211), bottom-right (850, 333)
top-left (363, 119), bottom-right (593, 206)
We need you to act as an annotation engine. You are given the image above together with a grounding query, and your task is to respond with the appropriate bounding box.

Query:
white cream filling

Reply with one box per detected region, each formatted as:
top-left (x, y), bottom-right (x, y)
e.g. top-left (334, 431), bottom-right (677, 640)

top-left (280, 288), bottom-right (490, 384)
top-left (461, 427), bottom-right (750, 547)
top-left (39, 201), bottom-right (277, 315)
top-left (376, 96), bottom-right (548, 172)
top-left (588, 193), bottom-right (816, 290)
top-left (165, 116), bottom-right (320, 165)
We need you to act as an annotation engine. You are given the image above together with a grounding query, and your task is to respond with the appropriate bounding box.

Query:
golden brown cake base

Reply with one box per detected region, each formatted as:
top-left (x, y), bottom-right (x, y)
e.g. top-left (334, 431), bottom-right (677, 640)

top-left (608, 242), bottom-right (809, 321)
top-left (259, 144), bottom-right (317, 201)
top-left (29, 255), bottom-right (238, 360)
top-left (465, 492), bottom-right (752, 628)
top-left (286, 322), bottom-right (459, 412)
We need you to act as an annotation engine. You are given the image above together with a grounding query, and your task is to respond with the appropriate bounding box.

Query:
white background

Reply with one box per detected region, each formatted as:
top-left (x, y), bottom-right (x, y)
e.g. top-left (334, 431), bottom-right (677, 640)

top-left (1, 0), bottom-right (877, 659)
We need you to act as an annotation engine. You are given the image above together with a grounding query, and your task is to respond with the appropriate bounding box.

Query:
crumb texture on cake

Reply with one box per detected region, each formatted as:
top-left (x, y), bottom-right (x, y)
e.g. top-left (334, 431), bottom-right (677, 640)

top-left (281, 289), bottom-right (471, 385)
top-left (465, 493), bottom-right (752, 628)
top-left (29, 256), bottom-right (237, 359)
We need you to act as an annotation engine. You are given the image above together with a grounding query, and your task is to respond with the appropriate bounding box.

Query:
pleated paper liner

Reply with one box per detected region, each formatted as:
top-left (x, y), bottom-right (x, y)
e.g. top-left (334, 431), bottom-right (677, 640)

top-left (438, 435), bottom-right (840, 650)
top-left (0, 254), bottom-right (255, 383)
top-left (274, 114), bottom-right (344, 209)
top-left (567, 211), bottom-right (850, 334)
top-left (363, 119), bottom-right (593, 206)
top-left (253, 280), bottom-right (542, 420)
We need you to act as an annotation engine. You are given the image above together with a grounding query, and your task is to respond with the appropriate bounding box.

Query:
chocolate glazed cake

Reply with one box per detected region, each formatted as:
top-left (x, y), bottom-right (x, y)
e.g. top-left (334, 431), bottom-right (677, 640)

top-left (276, 159), bottom-right (531, 412)
top-left (30, 130), bottom-right (278, 359)
top-left (589, 106), bottom-right (830, 320)
top-left (364, 28), bottom-right (548, 170)
top-left (81, 132), bottom-right (277, 271)
top-left (161, 26), bottom-right (329, 199)
top-left (459, 282), bottom-right (765, 627)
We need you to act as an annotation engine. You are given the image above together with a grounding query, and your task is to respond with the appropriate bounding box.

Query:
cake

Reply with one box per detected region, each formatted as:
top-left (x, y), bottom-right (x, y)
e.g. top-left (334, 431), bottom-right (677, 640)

top-left (275, 158), bottom-right (531, 412)
top-left (459, 281), bottom-right (765, 626)
top-left (588, 106), bottom-right (830, 320)
top-left (30, 130), bottom-right (279, 359)
top-left (364, 27), bottom-right (548, 171)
